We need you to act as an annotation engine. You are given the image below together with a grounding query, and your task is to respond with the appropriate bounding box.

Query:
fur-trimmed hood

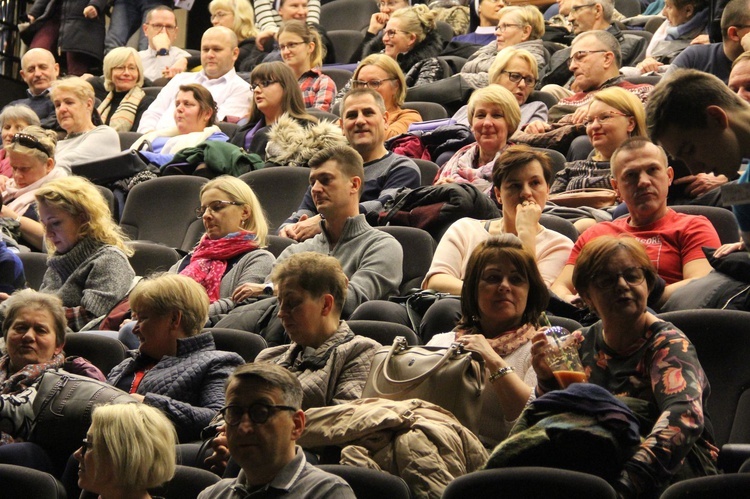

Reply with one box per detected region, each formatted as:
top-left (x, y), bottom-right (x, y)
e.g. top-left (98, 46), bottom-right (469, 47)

top-left (363, 29), bottom-right (444, 74)
top-left (265, 114), bottom-right (347, 167)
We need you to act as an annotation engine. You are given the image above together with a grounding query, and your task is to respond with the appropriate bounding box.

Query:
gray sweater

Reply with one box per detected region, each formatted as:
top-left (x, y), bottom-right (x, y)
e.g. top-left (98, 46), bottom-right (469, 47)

top-left (278, 215), bottom-right (403, 316)
top-left (40, 238), bottom-right (134, 331)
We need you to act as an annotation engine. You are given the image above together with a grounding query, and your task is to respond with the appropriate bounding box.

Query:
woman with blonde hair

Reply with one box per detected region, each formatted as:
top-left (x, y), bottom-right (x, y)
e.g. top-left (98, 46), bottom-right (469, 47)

top-left (97, 47), bottom-right (154, 132)
top-left (361, 4), bottom-right (445, 88)
top-left (350, 53), bottom-right (422, 138)
top-left (50, 78), bottom-right (121, 172)
top-left (435, 85), bottom-right (521, 191)
top-left (36, 176), bottom-right (134, 331)
top-left (209, 0), bottom-right (259, 70)
top-left (173, 175), bottom-right (274, 322)
top-left (75, 404), bottom-right (177, 498)
top-left (278, 20), bottom-right (336, 111)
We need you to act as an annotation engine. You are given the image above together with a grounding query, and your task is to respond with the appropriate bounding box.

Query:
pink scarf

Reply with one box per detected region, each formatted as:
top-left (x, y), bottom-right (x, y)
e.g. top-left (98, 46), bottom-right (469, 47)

top-left (180, 231), bottom-right (260, 302)
top-left (455, 323), bottom-right (536, 357)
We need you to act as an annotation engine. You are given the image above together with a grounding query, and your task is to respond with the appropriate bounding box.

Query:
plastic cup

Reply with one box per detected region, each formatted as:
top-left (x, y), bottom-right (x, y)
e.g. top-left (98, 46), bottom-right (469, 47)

top-left (544, 326), bottom-right (587, 388)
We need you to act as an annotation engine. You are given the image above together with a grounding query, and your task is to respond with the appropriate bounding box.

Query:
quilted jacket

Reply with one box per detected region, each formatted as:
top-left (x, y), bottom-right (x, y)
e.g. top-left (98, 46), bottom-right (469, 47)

top-left (299, 398), bottom-right (489, 499)
top-left (107, 333), bottom-right (244, 442)
top-left (255, 322), bottom-right (380, 409)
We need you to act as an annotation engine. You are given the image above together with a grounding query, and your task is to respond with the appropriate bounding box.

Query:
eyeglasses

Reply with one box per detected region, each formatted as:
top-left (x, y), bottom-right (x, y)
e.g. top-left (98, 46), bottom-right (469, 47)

top-left (221, 403), bottom-right (296, 425)
top-left (251, 80), bottom-right (280, 91)
top-left (12, 132), bottom-right (50, 157)
top-left (591, 266), bottom-right (646, 289)
top-left (351, 78), bottom-right (396, 89)
top-left (567, 49), bottom-right (608, 67)
top-left (80, 438), bottom-right (93, 458)
top-left (195, 200), bottom-right (241, 218)
top-left (279, 41), bottom-right (305, 51)
top-left (570, 3), bottom-right (597, 13)
top-left (383, 29), bottom-right (408, 38)
top-left (147, 23), bottom-right (177, 33)
top-left (501, 71), bottom-right (536, 86)
top-left (113, 64), bottom-right (138, 73)
top-left (583, 111), bottom-right (630, 127)
top-left (496, 23), bottom-right (523, 33)
top-left (210, 11), bottom-right (230, 20)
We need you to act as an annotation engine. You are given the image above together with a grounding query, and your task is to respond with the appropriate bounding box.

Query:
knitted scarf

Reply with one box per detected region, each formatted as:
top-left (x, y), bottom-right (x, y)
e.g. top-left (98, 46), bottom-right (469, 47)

top-left (180, 231), bottom-right (260, 302)
top-left (0, 352), bottom-right (64, 394)
top-left (98, 86), bottom-right (146, 132)
top-left (455, 323), bottom-right (535, 357)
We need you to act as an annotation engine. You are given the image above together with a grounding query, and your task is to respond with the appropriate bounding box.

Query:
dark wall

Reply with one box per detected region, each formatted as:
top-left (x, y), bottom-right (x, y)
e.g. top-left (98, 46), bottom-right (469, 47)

top-left (185, 0), bottom-right (212, 50)
top-left (0, 75), bottom-right (29, 108)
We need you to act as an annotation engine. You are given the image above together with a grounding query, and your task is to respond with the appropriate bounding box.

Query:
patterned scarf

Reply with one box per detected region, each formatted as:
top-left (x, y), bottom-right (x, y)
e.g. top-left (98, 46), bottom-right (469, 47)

top-left (455, 323), bottom-right (535, 357)
top-left (98, 86), bottom-right (146, 132)
top-left (180, 231), bottom-right (260, 302)
top-left (0, 352), bottom-right (64, 395)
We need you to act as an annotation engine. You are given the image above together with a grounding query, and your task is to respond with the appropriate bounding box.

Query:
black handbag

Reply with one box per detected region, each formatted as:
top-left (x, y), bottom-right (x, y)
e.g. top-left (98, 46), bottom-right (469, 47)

top-left (389, 289), bottom-right (459, 336)
top-left (71, 150), bottom-right (157, 185)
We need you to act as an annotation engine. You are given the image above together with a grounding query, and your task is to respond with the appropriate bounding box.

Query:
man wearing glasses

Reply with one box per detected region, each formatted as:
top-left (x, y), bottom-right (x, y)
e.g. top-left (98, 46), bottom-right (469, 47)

top-left (666, 0), bottom-right (750, 83)
top-left (138, 6), bottom-right (191, 82)
top-left (199, 363), bottom-right (355, 498)
top-left (105, 0), bottom-right (172, 53)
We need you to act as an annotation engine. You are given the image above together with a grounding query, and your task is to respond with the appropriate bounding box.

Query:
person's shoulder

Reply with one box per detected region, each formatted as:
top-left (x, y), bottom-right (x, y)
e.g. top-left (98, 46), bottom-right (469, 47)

top-left (297, 461), bottom-right (354, 498)
top-left (197, 476), bottom-right (239, 499)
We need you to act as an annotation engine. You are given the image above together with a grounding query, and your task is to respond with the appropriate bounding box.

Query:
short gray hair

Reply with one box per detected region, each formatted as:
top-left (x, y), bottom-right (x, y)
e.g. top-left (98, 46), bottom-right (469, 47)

top-left (572, 29), bottom-right (622, 68)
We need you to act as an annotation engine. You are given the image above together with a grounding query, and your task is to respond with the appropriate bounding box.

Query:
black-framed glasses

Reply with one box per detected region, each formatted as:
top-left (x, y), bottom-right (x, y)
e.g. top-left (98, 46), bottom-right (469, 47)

top-left (567, 49), bottom-right (608, 67)
top-left (496, 23), bottom-right (523, 33)
top-left (251, 80), bottom-right (280, 91)
top-left (148, 23), bottom-right (176, 33)
top-left (80, 438), bottom-right (93, 458)
top-left (12, 132), bottom-right (50, 157)
top-left (351, 78), bottom-right (396, 89)
top-left (583, 111), bottom-right (630, 127)
top-left (591, 266), bottom-right (646, 289)
top-left (221, 403), bottom-right (296, 425)
top-left (501, 71), bottom-right (536, 86)
top-left (279, 41), bottom-right (305, 51)
top-left (570, 3), bottom-right (597, 13)
top-left (195, 200), bottom-right (241, 218)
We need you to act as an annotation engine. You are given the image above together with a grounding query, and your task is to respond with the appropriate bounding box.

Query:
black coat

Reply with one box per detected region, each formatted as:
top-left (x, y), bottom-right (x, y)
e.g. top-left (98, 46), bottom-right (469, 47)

top-left (363, 29), bottom-right (445, 87)
top-left (28, 0), bottom-right (107, 61)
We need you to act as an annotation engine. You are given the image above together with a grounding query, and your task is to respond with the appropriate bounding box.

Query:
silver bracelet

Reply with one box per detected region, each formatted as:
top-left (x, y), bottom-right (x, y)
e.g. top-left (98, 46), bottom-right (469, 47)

top-left (489, 365), bottom-right (514, 383)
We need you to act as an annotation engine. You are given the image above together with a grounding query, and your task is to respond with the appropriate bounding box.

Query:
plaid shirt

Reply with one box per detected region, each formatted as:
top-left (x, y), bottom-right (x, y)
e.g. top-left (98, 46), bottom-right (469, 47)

top-left (299, 68), bottom-right (336, 112)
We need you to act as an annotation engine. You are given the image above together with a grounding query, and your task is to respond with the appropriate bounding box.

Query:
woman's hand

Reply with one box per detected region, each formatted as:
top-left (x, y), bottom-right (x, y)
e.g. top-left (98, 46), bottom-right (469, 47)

top-left (256, 30), bottom-right (276, 50)
top-left (524, 120), bottom-right (550, 134)
top-left (515, 199), bottom-right (541, 232)
top-left (714, 240), bottom-right (745, 258)
top-left (368, 13), bottom-right (389, 34)
top-left (83, 5), bottom-right (98, 19)
top-left (205, 425), bottom-right (230, 475)
top-left (636, 57), bottom-right (662, 74)
top-left (0, 205), bottom-right (18, 220)
top-left (0, 174), bottom-right (9, 191)
top-left (0, 293), bottom-right (9, 303)
top-left (232, 283), bottom-right (267, 303)
top-left (433, 177), bottom-right (454, 185)
top-left (456, 333), bottom-right (503, 369)
top-left (27, 14), bottom-right (35, 23)
top-left (530, 331), bottom-right (555, 381)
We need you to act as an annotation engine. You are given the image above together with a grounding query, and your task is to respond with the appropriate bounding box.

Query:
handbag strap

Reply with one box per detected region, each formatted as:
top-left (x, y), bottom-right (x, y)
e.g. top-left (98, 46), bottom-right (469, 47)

top-left (379, 338), bottom-right (462, 385)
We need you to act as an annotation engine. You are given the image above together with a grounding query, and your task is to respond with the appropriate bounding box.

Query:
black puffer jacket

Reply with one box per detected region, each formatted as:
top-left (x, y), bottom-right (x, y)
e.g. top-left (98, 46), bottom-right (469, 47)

top-left (363, 29), bottom-right (445, 87)
top-left (28, 0), bottom-right (107, 61)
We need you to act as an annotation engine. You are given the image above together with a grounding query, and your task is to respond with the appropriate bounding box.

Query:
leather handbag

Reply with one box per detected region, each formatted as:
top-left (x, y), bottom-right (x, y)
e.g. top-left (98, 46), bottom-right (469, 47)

top-left (363, 336), bottom-right (485, 432)
top-left (548, 188), bottom-right (618, 209)
top-left (29, 371), bottom-right (136, 464)
top-left (71, 150), bottom-right (156, 186)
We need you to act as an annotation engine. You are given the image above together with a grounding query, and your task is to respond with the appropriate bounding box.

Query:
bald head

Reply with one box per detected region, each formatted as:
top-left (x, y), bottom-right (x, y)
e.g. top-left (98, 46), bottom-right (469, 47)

top-left (20, 48), bottom-right (59, 96)
top-left (200, 26), bottom-right (240, 79)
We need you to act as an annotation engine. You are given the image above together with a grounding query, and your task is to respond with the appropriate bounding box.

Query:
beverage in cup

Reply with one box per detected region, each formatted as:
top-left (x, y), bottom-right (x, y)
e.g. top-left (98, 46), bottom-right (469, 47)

top-left (544, 326), bottom-right (587, 388)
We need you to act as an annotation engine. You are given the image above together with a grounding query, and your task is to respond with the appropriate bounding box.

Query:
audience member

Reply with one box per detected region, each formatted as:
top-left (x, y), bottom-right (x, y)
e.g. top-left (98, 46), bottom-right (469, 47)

top-left (527, 30), bottom-right (652, 133)
top-left (138, 26), bottom-right (251, 133)
top-left (349, 54), bottom-right (422, 138)
top-left (550, 138), bottom-right (720, 310)
top-left (132, 83), bottom-right (229, 166)
top-left (36, 176), bottom-right (135, 331)
top-left (453, 0), bottom-right (505, 45)
top-left (98, 47), bottom-right (155, 132)
top-left (25, 0), bottom-right (107, 76)
top-left (198, 363), bottom-right (354, 498)
top-left (280, 88), bottom-right (419, 240)
top-left (647, 69), bottom-right (750, 247)
top-left (667, 0), bottom-right (750, 82)
top-left (229, 61), bottom-right (318, 159)
top-left (350, 0), bottom-right (410, 63)
top-left (107, 273), bottom-right (244, 442)
top-left (0, 105), bottom-right (41, 182)
top-left (435, 85), bottom-right (520, 192)
top-left (0, 126), bottom-right (67, 251)
top-left (105, 0), bottom-right (173, 53)
top-left (728, 50), bottom-right (750, 102)
top-left (49, 78), bottom-right (121, 173)
top-left (138, 5), bottom-right (191, 82)
top-left (278, 20), bottom-right (336, 111)
top-left (6, 48), bottom-right (60, 130)
top-left (75, 403), bottom-right (177, 499)
top-left (209, 0), bottom-right (259, 71)
top-left (253, 0), bottom-right (321, 50)
top-left (426, 235), bottom-right (548, 447)
top-left (531, 236), bottom-right (718, 498)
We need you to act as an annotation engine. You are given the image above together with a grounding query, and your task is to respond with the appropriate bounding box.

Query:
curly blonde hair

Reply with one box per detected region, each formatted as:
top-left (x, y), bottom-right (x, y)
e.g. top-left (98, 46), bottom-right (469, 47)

top-left (35, 176), bottom-right (132, 256)
top-left (391, 4), bottom-right (437, 44)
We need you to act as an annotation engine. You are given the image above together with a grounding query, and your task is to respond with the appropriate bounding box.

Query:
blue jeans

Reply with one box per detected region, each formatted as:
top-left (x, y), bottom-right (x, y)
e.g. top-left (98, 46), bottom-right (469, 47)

top-left (104, 0), bottom-right (169, 53)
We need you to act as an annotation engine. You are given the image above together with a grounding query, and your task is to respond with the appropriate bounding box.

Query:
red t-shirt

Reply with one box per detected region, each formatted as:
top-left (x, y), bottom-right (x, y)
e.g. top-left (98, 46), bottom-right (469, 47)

top-left (567, 209), bottom-right (721, 284)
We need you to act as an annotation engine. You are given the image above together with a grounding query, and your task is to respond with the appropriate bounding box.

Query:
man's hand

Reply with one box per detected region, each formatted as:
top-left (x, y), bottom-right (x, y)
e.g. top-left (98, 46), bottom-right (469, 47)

top-left (673, 173), bottom-right (728, 197)
top-left (278, 214), bottom-right (322, 241)
top-left (524, 120), bottom-right (551, 134)
top-left (205, 425), bottom-right (230, 476)
top-left (256, 30), bottom-right (276, 50)
top-left (637, 57), bottom-right (663, 74)
top-left (714, 240), bottom-right (745, 258)
top-left (568, 106), bottom-right (589, 125)
top-left (162, 57), bottom-right (188, 79)
top-left (691, 33), bottom-right (710, 45)
top-left (231, 283), bottom-right (267, 303)
top-left (83, 5), bottom-right (98, 18)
